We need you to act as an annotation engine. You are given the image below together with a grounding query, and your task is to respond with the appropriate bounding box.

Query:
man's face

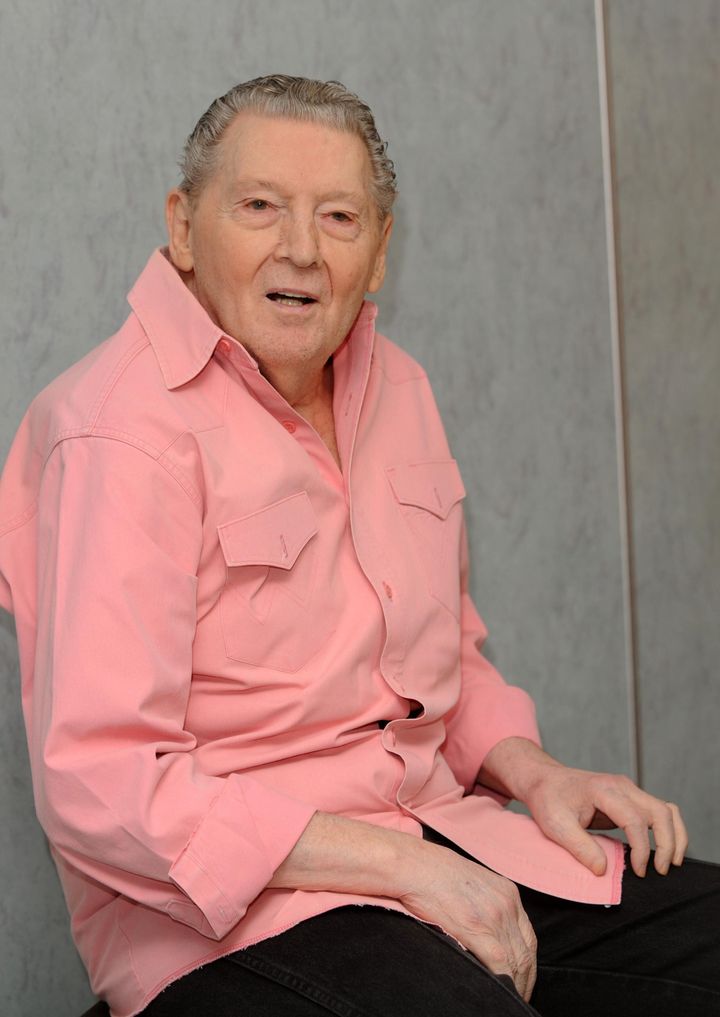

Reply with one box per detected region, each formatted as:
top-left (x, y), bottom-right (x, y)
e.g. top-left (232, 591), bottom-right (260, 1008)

top-left (167, 112), bottom-right (392, 379)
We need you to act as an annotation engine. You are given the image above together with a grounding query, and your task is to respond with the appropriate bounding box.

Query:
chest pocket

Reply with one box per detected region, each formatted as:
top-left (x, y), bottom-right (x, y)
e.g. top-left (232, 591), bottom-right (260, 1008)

top-left (386, 460), bottom-right (466, 620)
top-left (217, 491), bottom-right (330, 672)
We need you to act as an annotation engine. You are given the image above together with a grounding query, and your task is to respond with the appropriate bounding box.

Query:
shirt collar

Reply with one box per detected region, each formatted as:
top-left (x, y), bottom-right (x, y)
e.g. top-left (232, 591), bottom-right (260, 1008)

top-left (127, 248), bottom-right (257, 390)
top-left (128, 247), bottom-right (378, 391)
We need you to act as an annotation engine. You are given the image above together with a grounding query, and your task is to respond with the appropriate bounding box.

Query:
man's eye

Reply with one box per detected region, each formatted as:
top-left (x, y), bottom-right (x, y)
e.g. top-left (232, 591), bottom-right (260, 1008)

top-left (248, 199), bottom-right (270, 211)
top-left (329, 211), bottom-right (352, 222)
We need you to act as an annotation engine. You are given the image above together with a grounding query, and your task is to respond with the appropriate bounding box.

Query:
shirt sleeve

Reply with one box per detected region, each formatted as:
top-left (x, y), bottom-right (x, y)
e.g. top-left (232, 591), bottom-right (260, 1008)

top-left (441, 519), bottom-right (541, 795)
top-left (26, 435), bottom-right (315, 940)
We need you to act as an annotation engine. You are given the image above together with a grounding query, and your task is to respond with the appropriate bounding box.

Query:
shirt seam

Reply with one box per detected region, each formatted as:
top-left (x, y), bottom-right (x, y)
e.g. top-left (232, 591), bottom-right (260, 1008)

top-left (85, 333), bottom-right (150, 431)
top-left (72, 431), bottom-right (203, 509)
top-left (0, 430), bottom-right (202, 539)
top-left (1, 332), bottom-right (205, 538)
top-left (115, 907), bottom-right (145, 1001)
top-left (172, 845), bottom-right (242, 925)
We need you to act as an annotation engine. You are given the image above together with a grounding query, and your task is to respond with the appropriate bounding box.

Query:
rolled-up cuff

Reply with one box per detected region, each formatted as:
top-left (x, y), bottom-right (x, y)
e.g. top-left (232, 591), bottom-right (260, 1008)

top-left (169, 775), bottom-right (316, 939)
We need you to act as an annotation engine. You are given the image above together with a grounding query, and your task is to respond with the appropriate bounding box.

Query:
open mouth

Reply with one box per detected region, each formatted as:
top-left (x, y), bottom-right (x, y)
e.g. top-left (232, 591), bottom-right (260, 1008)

top-left (266, 291), bottom-right (318, 307)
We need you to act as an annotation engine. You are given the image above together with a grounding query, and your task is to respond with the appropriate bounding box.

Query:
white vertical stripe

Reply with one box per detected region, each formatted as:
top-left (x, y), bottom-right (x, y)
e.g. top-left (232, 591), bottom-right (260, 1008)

top-left (594, 0), bottom-right (642, 784)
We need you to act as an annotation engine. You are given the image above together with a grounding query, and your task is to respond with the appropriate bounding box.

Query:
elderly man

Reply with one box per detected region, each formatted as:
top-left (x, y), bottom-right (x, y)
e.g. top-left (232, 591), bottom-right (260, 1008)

top-left (0, 75), bottom-right (717, 1017)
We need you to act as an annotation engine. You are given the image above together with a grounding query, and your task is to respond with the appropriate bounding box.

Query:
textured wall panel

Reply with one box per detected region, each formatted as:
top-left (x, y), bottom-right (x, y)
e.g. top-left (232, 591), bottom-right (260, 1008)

top-left (607, 0), bottom-right (720, 861)
top-left (0, 616), bottom-right (95, 1015)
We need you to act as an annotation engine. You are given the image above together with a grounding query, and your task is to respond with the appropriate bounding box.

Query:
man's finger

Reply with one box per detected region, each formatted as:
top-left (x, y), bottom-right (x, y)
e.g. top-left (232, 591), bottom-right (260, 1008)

top-left (517, 910), bottom-right (538, 999)
top-left (471, 931), bottom-right (534, 1002)
top-left (622, 818), bottom-right (652, 877)
top-left (650, 800), bottom-right (676, 875)
top-left (539, 810), bottom-right (608, 876)
top-left (588, 786), bottom-right (654, 877)
top-left (666, 802), bottom-right (689, 866)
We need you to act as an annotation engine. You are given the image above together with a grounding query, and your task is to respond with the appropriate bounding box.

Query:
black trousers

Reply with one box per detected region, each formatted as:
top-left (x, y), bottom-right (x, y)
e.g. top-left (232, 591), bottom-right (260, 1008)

top-left (141, 849), bottom-right (720, 1017)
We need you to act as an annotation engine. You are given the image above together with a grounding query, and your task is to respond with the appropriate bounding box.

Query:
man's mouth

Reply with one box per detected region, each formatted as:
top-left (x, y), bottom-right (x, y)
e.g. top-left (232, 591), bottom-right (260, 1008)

top-left (266, 291), bottom-right (318, 307)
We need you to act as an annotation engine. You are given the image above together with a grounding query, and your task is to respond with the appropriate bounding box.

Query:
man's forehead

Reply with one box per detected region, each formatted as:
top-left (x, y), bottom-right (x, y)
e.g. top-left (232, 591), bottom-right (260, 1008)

top-left (215, 112), bottom-right (373, 196)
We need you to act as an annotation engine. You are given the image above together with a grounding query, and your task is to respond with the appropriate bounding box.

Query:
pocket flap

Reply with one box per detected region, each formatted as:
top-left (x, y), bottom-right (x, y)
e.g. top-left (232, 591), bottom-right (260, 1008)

top-left (218, 492), bottom-right (318, 569)
top-left (386, 460), bottom-right (466, 520)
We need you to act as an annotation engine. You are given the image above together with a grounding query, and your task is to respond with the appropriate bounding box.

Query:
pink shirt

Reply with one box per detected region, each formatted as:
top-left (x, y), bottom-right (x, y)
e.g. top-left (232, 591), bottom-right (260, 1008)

top-left (0, 250), bottom-right (624, 1016)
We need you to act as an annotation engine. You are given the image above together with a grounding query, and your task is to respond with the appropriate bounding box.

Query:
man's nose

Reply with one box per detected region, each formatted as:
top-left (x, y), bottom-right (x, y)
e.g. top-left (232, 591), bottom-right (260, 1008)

top-left (275, 212), bottom-right (322, 268)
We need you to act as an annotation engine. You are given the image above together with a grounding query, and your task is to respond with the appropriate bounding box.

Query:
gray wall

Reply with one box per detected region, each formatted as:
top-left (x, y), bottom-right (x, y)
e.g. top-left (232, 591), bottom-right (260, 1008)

top-left (1, 2), bottom-right (717, 1014)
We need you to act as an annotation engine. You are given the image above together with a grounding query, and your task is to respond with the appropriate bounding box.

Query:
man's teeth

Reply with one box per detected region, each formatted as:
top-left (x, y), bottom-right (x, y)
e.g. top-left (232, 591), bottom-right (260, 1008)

top-left (268, 292), bottom-right (315, 306)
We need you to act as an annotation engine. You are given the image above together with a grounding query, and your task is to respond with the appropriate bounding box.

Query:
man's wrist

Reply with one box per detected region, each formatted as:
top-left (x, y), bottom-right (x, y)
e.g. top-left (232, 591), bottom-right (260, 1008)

top-left (478, 737), bottom-right (562, 803)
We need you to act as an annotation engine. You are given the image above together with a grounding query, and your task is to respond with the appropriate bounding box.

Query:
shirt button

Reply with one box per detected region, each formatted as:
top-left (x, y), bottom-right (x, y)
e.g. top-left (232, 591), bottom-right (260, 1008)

top-left (217, 339), bottom-right (231, 355)
top-left (382, 581), bottom-right (394, 600)
top-left (282, 420), bottom-right (297, 434)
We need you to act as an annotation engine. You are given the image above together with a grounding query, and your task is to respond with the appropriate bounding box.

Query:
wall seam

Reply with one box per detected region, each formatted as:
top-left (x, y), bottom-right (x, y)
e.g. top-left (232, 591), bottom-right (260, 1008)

top-left (594, 0), bottom-right (642, 785)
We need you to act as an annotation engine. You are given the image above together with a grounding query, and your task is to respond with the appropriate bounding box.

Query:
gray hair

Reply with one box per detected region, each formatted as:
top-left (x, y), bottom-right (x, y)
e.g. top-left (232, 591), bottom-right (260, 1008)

top-left (178, 74), bottom-right (397, 221)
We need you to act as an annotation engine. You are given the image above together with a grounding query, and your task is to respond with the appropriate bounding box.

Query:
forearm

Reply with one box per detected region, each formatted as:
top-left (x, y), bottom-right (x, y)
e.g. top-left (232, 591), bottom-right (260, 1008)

top-left (268, 811), bottom-right (426, 898)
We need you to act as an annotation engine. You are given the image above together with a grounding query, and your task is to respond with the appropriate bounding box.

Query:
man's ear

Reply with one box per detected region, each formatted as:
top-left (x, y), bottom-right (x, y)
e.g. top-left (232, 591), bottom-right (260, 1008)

top-left (165, 189), bottom-right (195, 272)
top-left (367, 214), bottom-right (394, 294)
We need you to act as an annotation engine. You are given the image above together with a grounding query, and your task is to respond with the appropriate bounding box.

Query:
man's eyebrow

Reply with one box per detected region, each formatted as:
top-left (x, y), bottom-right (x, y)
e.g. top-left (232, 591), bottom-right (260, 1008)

top-left (229, 179), bottom-right (367, 207)
top-left (230, 178), bottom-right (282, 194)
top-left (319, 190), bottom-right (368, 207)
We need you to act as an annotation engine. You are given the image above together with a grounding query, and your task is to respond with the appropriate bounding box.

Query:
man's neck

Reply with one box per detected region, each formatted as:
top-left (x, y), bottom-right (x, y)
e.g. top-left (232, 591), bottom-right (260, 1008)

top-left (267, 359), bottom-right (341, 470)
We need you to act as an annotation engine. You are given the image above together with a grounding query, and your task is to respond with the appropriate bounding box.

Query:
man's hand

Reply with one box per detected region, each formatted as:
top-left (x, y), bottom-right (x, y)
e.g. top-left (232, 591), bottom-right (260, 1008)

top-left (270, 811), bottom-right (537, 1000)
top-left (522, 763), bottom-right (688, 878)
top-left (479, 738), bottom-right (689, 878)
top-left (398, 837), bottom-right (537, 1000)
